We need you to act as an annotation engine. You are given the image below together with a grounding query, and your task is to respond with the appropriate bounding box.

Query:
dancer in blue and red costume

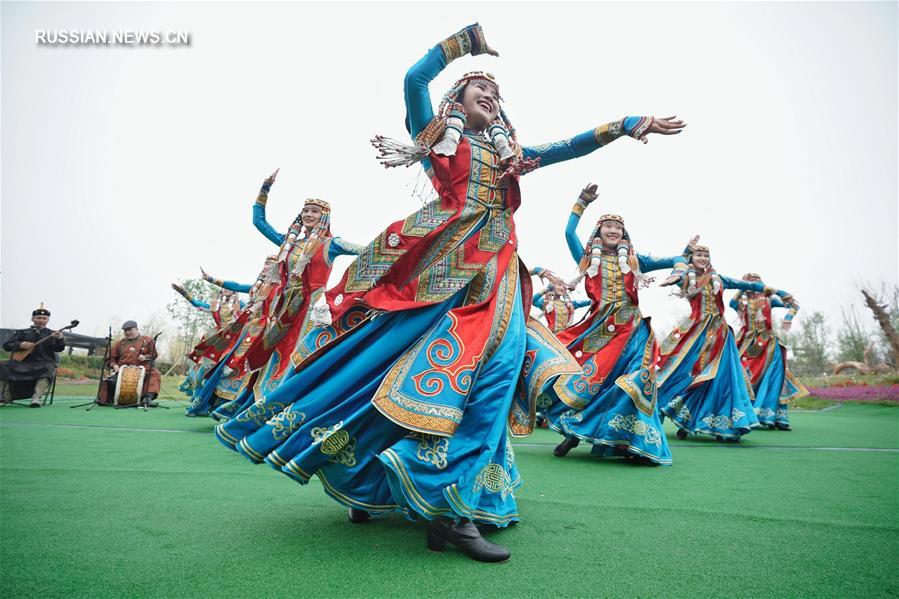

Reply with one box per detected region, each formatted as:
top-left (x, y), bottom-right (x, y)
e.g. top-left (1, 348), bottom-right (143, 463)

top-left (543, 184), bottom-right (689, 465)
top-left (185, 257), bottom-right (278, 417)
top-left (171, 283), bottom-right (244, 399)
top-left (214, 23), bottom-right (684, 562)
top-left (731, 273), bottom-right (807, 430)
top-left (657, 246), bottom-right (790, 441)
top-left (530, 267), bottom-right (590, 334)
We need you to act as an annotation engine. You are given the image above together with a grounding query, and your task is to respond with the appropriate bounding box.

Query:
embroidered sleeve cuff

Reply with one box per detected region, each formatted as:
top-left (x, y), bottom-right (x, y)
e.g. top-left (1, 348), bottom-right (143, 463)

top-left (593, 120), bottom-right (626, 146)
top-left (255, 187), bottom-right (269, 207)
top-left (439, 23), bottom-right (487, 62)
top-left (572, 200), bottom-right (587, 217)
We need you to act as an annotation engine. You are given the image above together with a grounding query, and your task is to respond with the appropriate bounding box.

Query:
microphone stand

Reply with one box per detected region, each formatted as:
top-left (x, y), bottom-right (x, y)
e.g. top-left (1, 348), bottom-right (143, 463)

top-left (71, 327), bottom-right (112, 410)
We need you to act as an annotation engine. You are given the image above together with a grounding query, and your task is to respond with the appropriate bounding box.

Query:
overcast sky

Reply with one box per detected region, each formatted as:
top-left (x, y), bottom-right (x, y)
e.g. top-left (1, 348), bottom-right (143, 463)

top-left (2, 2), bottom-right (896, 347)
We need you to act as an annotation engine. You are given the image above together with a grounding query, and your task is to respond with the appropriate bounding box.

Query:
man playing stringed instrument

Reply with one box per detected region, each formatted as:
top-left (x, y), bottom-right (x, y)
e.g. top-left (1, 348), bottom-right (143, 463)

top-left (0, 304), bottom-right (66, 407)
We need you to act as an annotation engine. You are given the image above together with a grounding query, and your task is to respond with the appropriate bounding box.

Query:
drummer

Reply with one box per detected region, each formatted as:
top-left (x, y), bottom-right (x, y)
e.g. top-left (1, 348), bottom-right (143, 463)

top-left (100, 320), bottom-right (162, 406)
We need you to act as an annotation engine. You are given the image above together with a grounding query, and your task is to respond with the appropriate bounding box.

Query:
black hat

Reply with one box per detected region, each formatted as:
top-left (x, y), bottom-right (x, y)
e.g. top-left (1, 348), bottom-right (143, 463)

top-left (32, 303), bottom-right (50, 317)
top-left (122, 320), bottom-right (138, 330)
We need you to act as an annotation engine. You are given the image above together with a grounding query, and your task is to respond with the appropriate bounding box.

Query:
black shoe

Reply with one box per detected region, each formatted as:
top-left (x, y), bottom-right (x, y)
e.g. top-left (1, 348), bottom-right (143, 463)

top-left (725, 437), bottom-right (740, 443)
top-left (767, 424), bottom-right (776, 430)
top-left (348, 508), bottom-right (370, 524)
top-left (29, 402), bottom-right (41, 408)
top-left (426, 518), bottom-right (510, 563)
top-left (676, 429), bottom-right (688, 440)
top-left (775, 423), bottom-right (792, 431)
top-left (715, 435), bottom-right (725, 442)
top-left (553, 436), bottom-right (580, 457)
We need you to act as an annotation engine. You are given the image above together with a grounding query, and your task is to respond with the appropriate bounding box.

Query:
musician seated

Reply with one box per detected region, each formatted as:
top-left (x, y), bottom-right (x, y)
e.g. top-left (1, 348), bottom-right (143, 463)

top-left (98, 320), bottom-right (162, 406)
top-left (0, 305), bottom-right (65, 408)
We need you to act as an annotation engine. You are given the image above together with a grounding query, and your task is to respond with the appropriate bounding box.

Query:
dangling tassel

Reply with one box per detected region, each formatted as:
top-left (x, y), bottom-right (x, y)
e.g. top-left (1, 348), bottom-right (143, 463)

top-left (371, 135), bottom-right (429, 168)
top-left (310, 294), bottom-right (332, 326)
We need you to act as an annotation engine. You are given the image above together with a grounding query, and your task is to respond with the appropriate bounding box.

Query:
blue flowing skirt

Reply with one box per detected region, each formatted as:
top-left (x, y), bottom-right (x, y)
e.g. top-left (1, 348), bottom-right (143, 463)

top-left (751, 345), bottom-right (790, 427)
top-left (184, 349), bottom-right (234, 418)
top-left (544, 318), bottom-right (672, 465)
top-left (214, 284), bottom-right (529, 527)
top-left (658, 324), bottom-right (759, 439)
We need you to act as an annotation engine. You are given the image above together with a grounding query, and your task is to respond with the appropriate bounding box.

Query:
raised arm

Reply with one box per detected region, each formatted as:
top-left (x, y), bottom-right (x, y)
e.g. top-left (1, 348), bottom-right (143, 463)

top-left (565, 184), bottom-right (599, 264)
top-left (729, 290), bottom-right (744, 312)
top-left (404, 24), bottom-right (492, 138)
top-left (533, 289), bottom-right (547, 311)
top-left (252, 171), bottom-right (285, 246)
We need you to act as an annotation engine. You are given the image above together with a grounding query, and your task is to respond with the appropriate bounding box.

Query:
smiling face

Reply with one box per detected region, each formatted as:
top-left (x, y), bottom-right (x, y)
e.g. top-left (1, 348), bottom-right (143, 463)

top-left (598, 221), bottom-right (625, 250)
top-left (460, 80), bottom-right (500, 132)
top-left (301, 204), bottom-right (323, 229)
top-left (691, 250), bottom-right (711, 270)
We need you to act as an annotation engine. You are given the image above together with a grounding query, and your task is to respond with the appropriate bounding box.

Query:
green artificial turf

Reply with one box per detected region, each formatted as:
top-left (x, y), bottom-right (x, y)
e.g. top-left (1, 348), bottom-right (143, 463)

top-left (1, 400), bottom-right (897, 598)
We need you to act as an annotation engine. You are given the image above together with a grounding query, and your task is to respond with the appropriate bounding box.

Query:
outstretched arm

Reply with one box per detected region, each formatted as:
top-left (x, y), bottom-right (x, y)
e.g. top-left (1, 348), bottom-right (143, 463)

top-left (533, 289), bottom-right (547, 310)
top-left (522, 116), bottom-right (685, 170)
top-left (172, 283), bottom-right (211, 310)
top-left (720, 275), bottom-right (789, 299)
top-left (252, 170), bottom-right (285, 246)
top-left (328, 237), bottom-right (366, 264)
top-left (573, 298), bottom-right (592, 309)
top-left (637, 254), bottom-right (687, 274)
top-left (200, 269), bottom-right (252, 294)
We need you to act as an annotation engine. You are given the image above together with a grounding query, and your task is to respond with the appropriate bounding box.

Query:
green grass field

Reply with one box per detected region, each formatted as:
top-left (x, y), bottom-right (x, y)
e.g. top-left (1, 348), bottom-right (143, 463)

top-left (1, 392), bottom-right (897, 598)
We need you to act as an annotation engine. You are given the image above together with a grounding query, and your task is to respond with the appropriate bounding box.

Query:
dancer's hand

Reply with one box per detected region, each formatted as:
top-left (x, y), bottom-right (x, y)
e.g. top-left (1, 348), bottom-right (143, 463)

top-left (171, 283), bottom-right (188, 297)
top-left (659, 275), bottom-right (681, 287)
top-left (648, 116), bottom-right (686, 136)
top-left (687, 235), bottom-right (700, 251)
top-left (264, 168), bottom-right (279, 186)
top-left (782, 320), bottom-right (793, 332)
top-left (579, 183), bottom-right (599, 205)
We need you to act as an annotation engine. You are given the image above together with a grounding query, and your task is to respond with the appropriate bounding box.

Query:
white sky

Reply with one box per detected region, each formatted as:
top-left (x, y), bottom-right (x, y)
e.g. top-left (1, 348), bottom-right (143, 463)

top-left (2, 1), bottom-right (897, 345)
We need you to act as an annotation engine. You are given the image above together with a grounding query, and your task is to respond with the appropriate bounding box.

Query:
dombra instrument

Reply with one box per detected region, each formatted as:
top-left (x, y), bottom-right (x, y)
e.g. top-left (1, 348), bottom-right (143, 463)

top-left (11, 320), bottom-right (79, 361)
top-left (113, 365), bottom-right (145, 406)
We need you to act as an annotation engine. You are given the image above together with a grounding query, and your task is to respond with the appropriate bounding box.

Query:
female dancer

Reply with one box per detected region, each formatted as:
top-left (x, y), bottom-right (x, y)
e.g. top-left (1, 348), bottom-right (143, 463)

top-left (544, 184), bottom-right (688, 465)
top-left (171, 283), bottom-right (244, 399)
top-left (731, 273), bottom-right (807, 430)
top-left (657, 247), bottom-right (789, 441)
top-left (215, 24), bottom-right (684, 562)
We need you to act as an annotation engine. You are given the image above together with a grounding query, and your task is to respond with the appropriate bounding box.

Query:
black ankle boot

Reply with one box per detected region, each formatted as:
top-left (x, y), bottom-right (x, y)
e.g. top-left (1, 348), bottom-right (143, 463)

top-left (426, 518), bottom-right (510, 563)
top-left (676, 429), bottom-right (688, 440)
top-left (775, 423), bottom-right (792, 431)
top-left (347, 508), bottom-right (370, 524)
top-left (553, 436), bottom-right (580, 457)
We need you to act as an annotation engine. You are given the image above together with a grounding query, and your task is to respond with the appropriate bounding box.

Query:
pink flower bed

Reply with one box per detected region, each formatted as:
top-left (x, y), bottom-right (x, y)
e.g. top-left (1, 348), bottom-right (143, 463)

top-left (806, 385), bottom-right (899, 403)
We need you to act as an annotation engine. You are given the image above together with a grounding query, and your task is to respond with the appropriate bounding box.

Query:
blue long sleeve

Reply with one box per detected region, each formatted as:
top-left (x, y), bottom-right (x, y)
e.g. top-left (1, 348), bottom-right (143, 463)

top-left (721, 275), bottom-right (765, 293)
top-left (189, 298), bottom-right (211, 310)
top-left (573, 299), bottom-right (592, 309)
top-left (565, 212), bottom-right (585, 264)
top-left (404, 46), bottom-right (444, 138)
top-left (637, 254), bottom-right (684, 273)
top-left (327, 237), bottom-right (364, 264)
top-left (770, 296), bottom-right (786, 309)
top-left (253, 202), bottom-right (285, 246)
top-left (522, 117), bottom-right (645, 170)
top-left (221, 280), bottom-right (252, 293)
top-left (533, 292), bottom-right (546, 310)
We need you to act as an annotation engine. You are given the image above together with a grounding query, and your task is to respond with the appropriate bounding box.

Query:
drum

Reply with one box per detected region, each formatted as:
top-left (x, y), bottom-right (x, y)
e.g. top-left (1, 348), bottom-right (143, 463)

top-left (113, 365), bottom-right (145, 406)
